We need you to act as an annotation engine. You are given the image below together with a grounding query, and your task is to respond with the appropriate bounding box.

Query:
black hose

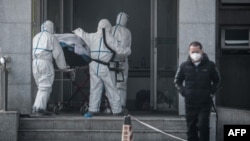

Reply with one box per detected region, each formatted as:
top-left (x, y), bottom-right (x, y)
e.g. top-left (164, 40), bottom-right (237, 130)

top-left (102, 28), bottom-right (116, 62)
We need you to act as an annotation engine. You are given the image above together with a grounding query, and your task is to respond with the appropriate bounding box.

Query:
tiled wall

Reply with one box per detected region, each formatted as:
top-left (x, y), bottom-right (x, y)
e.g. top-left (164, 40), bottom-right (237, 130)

top-left (0, 0), bottom-right (32, 114)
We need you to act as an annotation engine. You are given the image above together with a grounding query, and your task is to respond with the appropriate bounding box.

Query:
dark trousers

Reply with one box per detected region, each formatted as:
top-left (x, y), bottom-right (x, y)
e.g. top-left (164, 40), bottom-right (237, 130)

top-left (185, 104), bottom-right (211, 141)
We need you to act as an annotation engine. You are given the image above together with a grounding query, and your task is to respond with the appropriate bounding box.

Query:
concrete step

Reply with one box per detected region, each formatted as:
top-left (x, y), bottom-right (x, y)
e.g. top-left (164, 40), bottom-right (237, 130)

top-left (18, 115), bottom-right (187, 141)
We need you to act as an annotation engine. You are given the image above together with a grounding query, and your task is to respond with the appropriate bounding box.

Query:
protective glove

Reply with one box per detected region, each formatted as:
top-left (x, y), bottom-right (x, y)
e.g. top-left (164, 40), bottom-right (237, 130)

top-left (62, 66), bottom-right (71, 72)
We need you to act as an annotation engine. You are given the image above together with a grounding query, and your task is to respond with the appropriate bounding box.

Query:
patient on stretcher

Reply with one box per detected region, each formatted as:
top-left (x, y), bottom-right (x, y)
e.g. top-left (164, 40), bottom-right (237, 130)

top-left (54, 33), bottom-right (91, 67)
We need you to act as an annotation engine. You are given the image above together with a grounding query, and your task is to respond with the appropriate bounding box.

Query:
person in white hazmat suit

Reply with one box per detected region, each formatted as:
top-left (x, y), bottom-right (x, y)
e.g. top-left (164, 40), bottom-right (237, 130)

top-left (73, 19), bottom-right (130, 116)
top-left (112, 12), bottom-right (132, 108)
top-left (32, 20), bottom-right (67, 115)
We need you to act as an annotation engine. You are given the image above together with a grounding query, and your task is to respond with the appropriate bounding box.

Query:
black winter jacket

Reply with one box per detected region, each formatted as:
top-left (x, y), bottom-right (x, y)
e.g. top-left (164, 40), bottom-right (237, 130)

top-left (174, 54), bottom-right (221, 106)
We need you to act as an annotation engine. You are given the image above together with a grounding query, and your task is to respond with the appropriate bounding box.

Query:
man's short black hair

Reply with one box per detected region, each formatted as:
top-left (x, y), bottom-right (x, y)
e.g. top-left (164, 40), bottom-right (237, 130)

top-left (189, 41), bottom-right (203, 50)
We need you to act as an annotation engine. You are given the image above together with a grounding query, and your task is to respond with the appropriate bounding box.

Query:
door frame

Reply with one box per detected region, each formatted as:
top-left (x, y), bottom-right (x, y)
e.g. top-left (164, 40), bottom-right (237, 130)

top-left (150, 0), bottom-right (158, 110)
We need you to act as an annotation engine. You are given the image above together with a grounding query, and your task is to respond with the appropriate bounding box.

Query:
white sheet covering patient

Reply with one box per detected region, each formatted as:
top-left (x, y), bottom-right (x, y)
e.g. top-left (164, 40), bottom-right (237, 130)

top-left (54, 33), bottom-right (90, 56)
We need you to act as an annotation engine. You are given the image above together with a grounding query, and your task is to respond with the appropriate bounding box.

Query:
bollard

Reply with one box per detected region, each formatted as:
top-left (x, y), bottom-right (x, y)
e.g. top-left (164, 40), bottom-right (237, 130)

top-left (0, 56), bottom-right (11, 111)
top-left (121, 115), bottom-right (133, 141)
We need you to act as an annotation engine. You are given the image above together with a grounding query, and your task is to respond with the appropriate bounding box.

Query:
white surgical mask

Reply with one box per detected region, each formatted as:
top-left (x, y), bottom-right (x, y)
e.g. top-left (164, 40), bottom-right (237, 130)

top-left (190, 53), bottom-right (202, 62)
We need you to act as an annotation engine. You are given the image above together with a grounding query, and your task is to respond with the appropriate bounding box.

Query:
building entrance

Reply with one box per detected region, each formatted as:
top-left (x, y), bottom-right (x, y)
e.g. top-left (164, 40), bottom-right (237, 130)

top-left (33, 0), bottom-right (178, 113)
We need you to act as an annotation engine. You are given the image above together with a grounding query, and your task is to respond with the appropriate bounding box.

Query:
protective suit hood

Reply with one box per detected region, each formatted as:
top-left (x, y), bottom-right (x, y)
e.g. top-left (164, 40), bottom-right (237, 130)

top-left (41, 20), bottom-right (54, 33)
top-left (97, 19), bottom-right (112, 33)
top-left (116, 12), bottom-right (128, 26)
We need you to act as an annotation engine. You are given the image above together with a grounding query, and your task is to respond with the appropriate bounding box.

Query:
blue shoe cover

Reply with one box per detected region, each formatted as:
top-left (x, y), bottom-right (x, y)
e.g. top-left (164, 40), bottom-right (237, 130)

top-left (84, 112), bottom-right (93, 118)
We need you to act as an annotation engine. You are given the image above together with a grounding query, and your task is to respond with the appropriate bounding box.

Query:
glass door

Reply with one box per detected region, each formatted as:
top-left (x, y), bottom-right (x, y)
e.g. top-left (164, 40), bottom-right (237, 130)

top-left (40, 0), bottom-right (74, 107)
top-left (150, 0), bottom-right (178, 112)
top-left (41, 0), bottom-right (73, 33)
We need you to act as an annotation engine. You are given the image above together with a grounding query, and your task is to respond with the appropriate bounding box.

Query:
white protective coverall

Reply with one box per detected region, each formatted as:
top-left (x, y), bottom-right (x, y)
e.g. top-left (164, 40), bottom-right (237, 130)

top-left (73, 19), bottom-right (130, 114)
top-left (112, 12), bottom-right (132, 107)
top-left (32, 20), bottom-right (67, 112)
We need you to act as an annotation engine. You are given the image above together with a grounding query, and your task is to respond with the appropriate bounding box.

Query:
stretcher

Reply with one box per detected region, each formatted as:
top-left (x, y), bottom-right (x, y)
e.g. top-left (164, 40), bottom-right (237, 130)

top-left (53, 33), bottom-right (112, 115)
top-left (53, 67), bottom-right (90, 114)
top-left (53, 33), bottom-right (91, 114)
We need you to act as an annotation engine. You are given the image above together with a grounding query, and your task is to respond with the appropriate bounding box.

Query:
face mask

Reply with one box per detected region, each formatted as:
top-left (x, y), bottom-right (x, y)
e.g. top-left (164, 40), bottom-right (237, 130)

top-left (190, 53), bottom-right (202, 62)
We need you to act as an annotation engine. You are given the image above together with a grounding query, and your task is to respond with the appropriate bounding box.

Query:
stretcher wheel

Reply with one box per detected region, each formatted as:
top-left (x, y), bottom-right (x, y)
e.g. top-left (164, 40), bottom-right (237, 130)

top-left (53, 105), bottom-right (60, 115)
top-left (80, 104), bottom-right (88, 114)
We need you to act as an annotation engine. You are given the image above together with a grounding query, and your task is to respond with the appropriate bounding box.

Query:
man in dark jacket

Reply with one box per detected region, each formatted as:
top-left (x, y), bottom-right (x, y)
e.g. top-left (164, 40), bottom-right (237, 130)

top-left (174, 41), bottom-right (221, 141)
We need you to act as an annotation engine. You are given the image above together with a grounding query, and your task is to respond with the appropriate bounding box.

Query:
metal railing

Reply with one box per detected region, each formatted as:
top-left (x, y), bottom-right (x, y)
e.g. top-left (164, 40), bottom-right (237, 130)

top-left (0, 56), bottom-right (11, 111)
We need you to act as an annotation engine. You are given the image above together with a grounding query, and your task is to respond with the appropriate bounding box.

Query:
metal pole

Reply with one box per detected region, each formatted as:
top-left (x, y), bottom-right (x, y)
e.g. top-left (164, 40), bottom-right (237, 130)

top-left (0, 64), bottom-right (3, 110)
top-left (150, 0), bottom-right (158, 110)
top-left (0, 56), bottom-right (11, 111)
top-left (4, 61), bottom-right (8, 111)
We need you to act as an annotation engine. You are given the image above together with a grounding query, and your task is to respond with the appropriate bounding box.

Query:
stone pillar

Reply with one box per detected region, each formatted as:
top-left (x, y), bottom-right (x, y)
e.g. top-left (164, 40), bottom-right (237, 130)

top-left (0, 111), bottom-right (19, 141)
top-left (178, 0), bottom-right (216, 115)
top-left (0, 0), bottom-right (32, 114)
